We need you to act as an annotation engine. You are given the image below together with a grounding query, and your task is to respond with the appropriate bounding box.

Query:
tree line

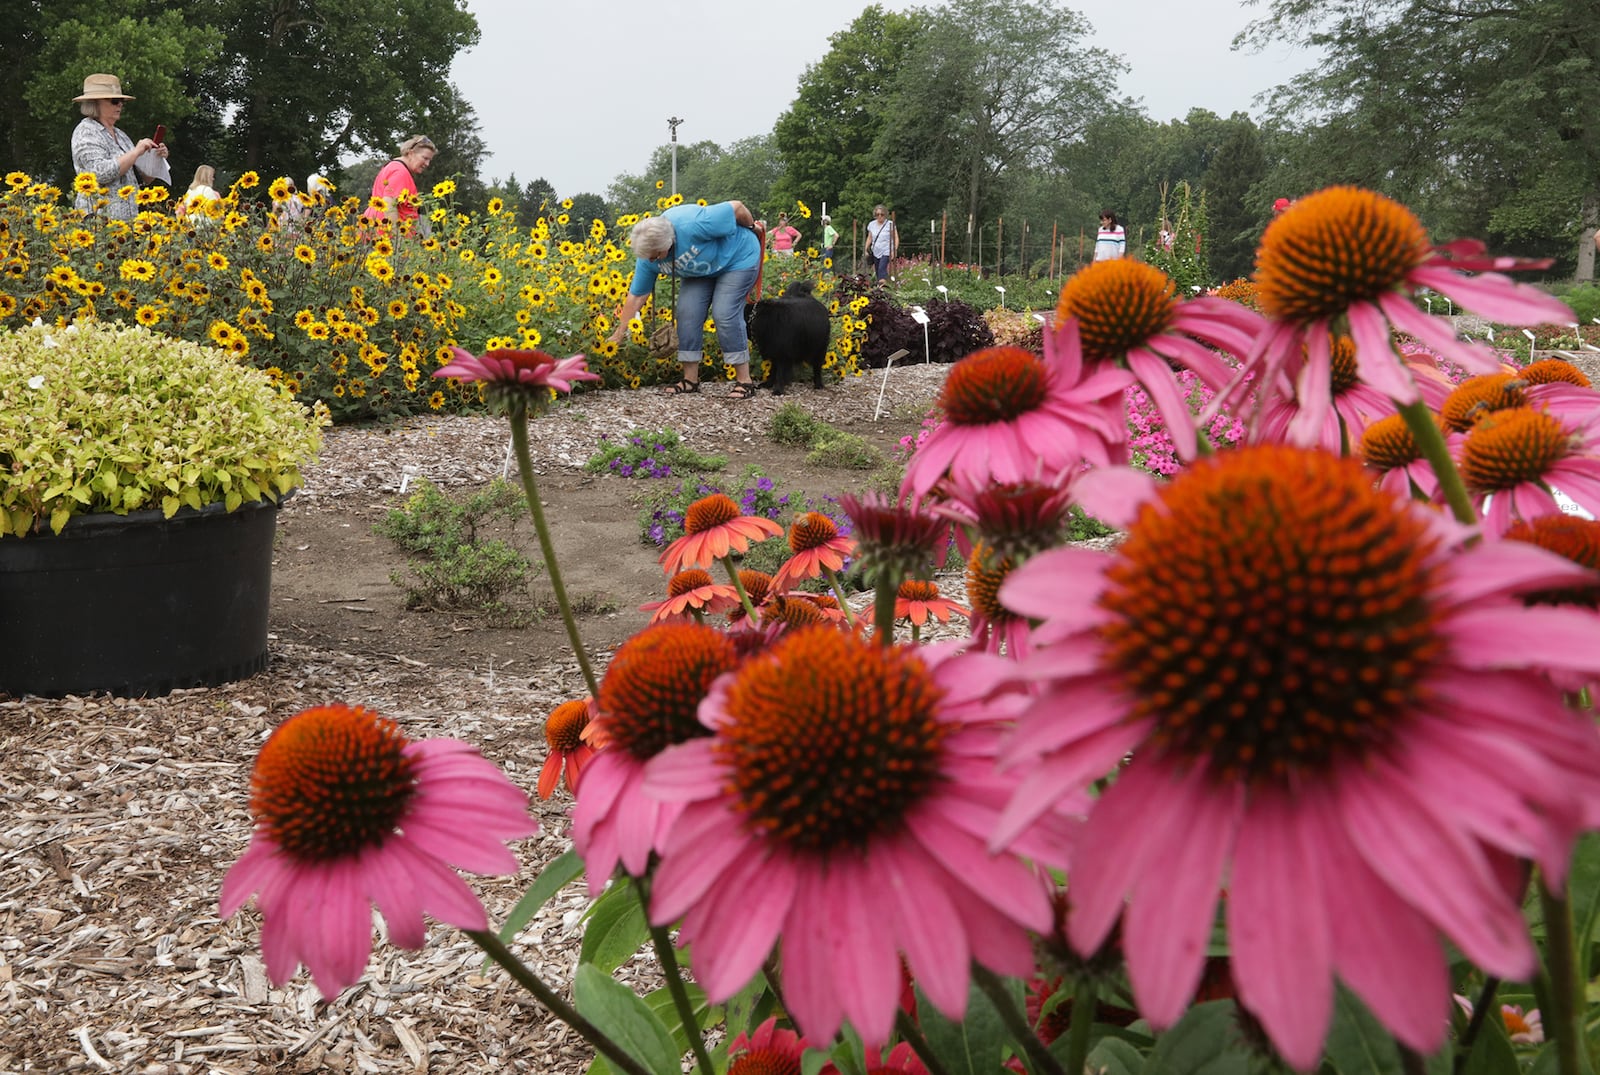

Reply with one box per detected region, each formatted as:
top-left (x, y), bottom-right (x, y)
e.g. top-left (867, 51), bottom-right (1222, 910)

top-left (7, 0), bottom-right (1594, 284)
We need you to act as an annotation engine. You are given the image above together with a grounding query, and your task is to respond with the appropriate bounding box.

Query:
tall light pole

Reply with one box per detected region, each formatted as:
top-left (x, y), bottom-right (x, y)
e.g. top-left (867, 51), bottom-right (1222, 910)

top-left (667, 116), bottom-right (684, 197)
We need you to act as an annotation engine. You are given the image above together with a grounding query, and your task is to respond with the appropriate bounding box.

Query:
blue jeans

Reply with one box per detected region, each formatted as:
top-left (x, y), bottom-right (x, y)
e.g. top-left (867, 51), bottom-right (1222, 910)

top-left (873, 254), bottom-right (890, 280)
top-left (676, 267), bottom-right (759, 366)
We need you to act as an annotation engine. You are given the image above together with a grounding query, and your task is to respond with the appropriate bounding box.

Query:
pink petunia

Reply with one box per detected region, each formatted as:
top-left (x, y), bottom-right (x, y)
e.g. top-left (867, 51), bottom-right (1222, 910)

top-left (220, 704), bottom-right (536, 997)
top-left (992, 446), bottom-right (1600, 1070)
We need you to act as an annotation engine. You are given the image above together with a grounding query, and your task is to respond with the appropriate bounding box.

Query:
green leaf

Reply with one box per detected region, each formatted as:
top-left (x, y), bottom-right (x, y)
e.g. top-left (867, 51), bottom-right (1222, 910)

top-left (1142, 1001), bottom-right (1250, 1075)
top-left (162, 495), bottom-right (181, 518)
top-left (573, 963), bottom-right (683, 1075)
top-left (640, 982), bottom-right (710, 1053)
top-left (1322, 987), bottom-right (1404, 1075)
top-left (484, 847), bottom-right (585, 971)
top-left (580, 878), bottom-right (652, 972)
top-left (721, 974), bottom-right (774, 1040)
top-left (1458, 1001), bottom-right (1518, 1075)
top-left (915, 980), bottom-right (1009, 1075)
top-left (1567, 833), bottom-right (1600, 977)
top-left (1087, 1037), bottom-right (1145, 1075)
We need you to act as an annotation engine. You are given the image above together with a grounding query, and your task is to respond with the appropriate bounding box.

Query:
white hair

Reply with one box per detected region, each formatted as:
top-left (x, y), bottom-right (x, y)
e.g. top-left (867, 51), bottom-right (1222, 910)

top-left (630, 216), bottom-right (674, 260)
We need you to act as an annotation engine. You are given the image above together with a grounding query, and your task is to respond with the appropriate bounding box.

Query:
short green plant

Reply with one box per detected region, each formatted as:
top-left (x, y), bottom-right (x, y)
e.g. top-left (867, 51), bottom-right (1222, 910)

top-left (0, 320), bottom-right (325, 535)
top-left (375, 478), bottom-right (538, 613)
top-left (583, 428), bottom-right (725, 478)
top-left (768, 403), bottom-right (823, 446)
top-left (806, 430), bottom-right (884, 470)
top-left (1065, 503), bottom-right (1116, 542)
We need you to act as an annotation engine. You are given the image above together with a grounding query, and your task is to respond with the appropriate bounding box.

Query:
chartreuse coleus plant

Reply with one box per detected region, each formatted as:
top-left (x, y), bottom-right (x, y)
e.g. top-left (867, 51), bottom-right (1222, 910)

top-left (0, 320), bottom-right (326, 536)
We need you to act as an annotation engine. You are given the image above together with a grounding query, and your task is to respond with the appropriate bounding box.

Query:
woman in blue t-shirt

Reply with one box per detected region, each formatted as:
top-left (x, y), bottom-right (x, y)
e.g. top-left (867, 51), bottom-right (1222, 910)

top-left (611, 200), bottom-right (763, 398)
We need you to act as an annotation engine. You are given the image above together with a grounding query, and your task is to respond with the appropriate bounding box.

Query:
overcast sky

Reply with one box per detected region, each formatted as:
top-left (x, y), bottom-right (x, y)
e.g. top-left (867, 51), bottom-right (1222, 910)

top-left (449, 0), bottom-right (1313, 198)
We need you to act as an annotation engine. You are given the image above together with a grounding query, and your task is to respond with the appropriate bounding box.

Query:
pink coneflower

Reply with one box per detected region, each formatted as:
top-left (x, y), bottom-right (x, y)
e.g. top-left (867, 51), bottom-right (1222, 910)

top-left (1252, 333), bottom-right (1451, 450)
top-left (1231, 187), bottom-right (1571, 434)
top-left (220, 704), bottom-right (536, 997)
top-left (771, 511), bottom-right (856, 592)
top-left (642, 629), bottom-right (1077, 1045)
top-left (1359, 412), bottom-right (1443, 501)
top-left (838, 490), bottom-right (953, 579)
top-left (1056, 258), bottom-right (1264, 459)
top-left (1453, 995), bottom-right (1544, 1045)
top-left (659, 493), bottom-right (784, 576)
top-left (895, 579), bottom-right (968, 627)
top-left (639, 568), bottom-right (741, 624)
top-left (538, 698), bottom-right (596, 800)
top-left (1439, 371), bottom-right (1597, 434)
top-left (992, 445), bottom-right (1600, 1070)
top-left (965, 541), bottom-right (1032, 656)
top-left (726, 1016), bottom-right (822, 1075)
top-left (432, 346), bottom-right (599, 409)
top-left (1457, 406), bottom-right (1600, 534)
top-left (728, 569), bottom-right (775, 624)
top-left (899, 335), bottom-right (1134, 501)
top-left (570, 623), bottom-right (741, 893)
top-left (934, 477), bottom-right (1077, 561)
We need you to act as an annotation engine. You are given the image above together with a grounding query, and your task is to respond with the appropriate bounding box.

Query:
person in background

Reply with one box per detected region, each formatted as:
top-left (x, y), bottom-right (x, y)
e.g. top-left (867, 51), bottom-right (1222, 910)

top-left (1094, 210), bottom-right (1126, 261)
top-left (1273, 197), bottom-right (1293, 215)
top-left (177, 165), bottom-right (222, 220)
top-left (820, 214), bottom-right (838, 267)
top-left (273, 176), bottom-right (307, 230)
top-left (866, 204), bottom-right (898, 280)
top-left (70, 73), bottom-right (169, 220)
top-left (607, 199), bottom-right (763, 399)
top-left (307, 174), bottom-right (335, 205)
top-left (768, 212), bottom-right (801, 257)
top-left (1158, 218), bottom-right (1176, 252)
top-left (361, 135), bottom-right (435, 234)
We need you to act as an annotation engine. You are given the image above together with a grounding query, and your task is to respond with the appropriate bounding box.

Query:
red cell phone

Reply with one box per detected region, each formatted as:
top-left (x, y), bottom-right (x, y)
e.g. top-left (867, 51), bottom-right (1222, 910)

top-left (152, 124), bottom-right (166, 146)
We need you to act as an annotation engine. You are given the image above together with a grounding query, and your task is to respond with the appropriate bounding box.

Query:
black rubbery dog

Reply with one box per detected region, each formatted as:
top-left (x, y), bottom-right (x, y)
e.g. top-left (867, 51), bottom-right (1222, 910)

top-left (747, 280), bottom-right (830, 395)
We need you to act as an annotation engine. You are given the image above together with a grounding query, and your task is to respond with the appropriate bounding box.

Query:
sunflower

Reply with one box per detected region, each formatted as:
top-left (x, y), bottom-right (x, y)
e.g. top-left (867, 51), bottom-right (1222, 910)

top-left (306, 322), bottom-right (331, 340)
top-left (119, 259), bottom-right (156, 282)
top-left (256, 234), bottom-right (274, 252)
top-left (428, 390), bottom-right (446, 410)
top-left (487, 197), bottom-right (504, 215)
top-left (293, 244), bottom-right (316, 265)
top-left (0, 294), bottom-right (17, 318)
top-left (207, 252), bottom-right (229, 272)
top-left (431, 179), bottom-right (456, 198)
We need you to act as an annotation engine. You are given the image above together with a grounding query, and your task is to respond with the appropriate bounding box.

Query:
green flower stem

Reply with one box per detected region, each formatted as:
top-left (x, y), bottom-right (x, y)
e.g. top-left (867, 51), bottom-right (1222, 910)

top-left (634, 881), bottom-right (713, 1075)
top-left (467, 929), bottom-right (655, 1075)
top-left (1399, 1045), bottom-right (1427, 1075)
top-left (874, 570), bottom-right (899, 644)
top-left (973, 965), bottom-right (1067, 1075)
top-left (1062, 979), bottom-right (1097, 1075)
top-left (510, 411), bottom-right (599, 697)
top-left (721, 554), bottom-right (760, 621)
top-left (1452, 977), bottom-right (1500, 1075)
top-left (823, 567), bottom-right (857, 628)
top-left (1537, 880), bottom-right (1595, 1075)
top-left (911, 624), bottom-right (922, 644)
top-left (1397, 400), bottom-right (1478, 528)
top-left (896, 1008), bottom-right (958, 1075)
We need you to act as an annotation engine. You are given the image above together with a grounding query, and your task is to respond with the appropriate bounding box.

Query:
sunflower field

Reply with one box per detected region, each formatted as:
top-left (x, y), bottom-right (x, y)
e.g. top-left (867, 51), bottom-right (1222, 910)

top-left (0, 171), bottom-right (871, 422)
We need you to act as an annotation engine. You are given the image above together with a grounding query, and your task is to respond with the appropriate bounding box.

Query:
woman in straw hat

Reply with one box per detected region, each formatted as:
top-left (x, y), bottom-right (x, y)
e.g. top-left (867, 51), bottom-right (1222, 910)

top-left (70, 73), bottom-right (168, 220)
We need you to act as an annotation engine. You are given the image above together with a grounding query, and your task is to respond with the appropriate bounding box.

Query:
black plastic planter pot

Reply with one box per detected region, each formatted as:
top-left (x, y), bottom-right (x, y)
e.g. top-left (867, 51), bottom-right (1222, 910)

top-left (0, 498), bottom-right (283, 698)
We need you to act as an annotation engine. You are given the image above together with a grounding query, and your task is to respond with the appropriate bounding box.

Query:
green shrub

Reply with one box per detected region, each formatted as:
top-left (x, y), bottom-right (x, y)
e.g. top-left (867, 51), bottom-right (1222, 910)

top-left (768, 403), bottom-right (823, 446)
top-left (583, 428), bottom-right (725, 478)
top-left (375, 478), bottom-right (537, 613)
top-left (0, 320), bottom-right (324, 536)
top-left (806, 431), bottom-right (884, 470)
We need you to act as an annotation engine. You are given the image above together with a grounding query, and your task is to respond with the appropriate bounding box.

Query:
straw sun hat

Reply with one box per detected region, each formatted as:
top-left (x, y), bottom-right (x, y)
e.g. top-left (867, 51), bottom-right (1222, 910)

top-left (73, 74), bottom-right (134, 102)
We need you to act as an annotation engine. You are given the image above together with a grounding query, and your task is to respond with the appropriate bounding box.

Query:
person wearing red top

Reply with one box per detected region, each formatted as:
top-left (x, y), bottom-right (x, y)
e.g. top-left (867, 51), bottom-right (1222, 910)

top-left (768, 212), bottom-right (801, 257)
top-left (361, 135), bottom-right (435, 234)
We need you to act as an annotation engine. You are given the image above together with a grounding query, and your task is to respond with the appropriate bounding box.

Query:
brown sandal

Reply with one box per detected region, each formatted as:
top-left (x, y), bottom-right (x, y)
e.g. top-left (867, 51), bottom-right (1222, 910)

top-left (664, 378), bottom-right (700, 395)
top-left (728, 382), bottom-right (757, 401)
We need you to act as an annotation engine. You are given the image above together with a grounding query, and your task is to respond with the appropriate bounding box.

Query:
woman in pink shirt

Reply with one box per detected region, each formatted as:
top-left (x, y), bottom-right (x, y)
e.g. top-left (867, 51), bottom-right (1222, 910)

top-left (361, 135), bottom-right (435, 234)
top-left (768, 212), bottom-right (801, 256)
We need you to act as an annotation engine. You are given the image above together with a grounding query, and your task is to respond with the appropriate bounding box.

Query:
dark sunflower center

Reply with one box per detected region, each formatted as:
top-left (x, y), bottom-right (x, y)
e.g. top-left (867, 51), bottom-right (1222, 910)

top-left (939, 346), bottom-right (1049, 426)
top-left (1458, 408), bottom-right (1572, 492)
top-left (965, 542), bottom-right (1015, 621)
top-left (1096, 446), bottom-right (1443, 786)
top-left (717, 627), bottom-right (949, 852)
top-left (1359, 414), bottom-right (1424, 472)
top-left (1521, 358), bottom-right (1590, 388)
top-left (596, 623), bottom-right (739, 759)
top-left (1504, 515), bottom-right (1600, 608)
top-left (1254, 187), bottom-right (1431, 323)
top-left (668, 569), bottom-right (715, 597)
top-left (761, 595), bottom-right (829, 629)
top-left (1328, 335), bottom-right (1360, 396)
top-left (249, 704), bottom-right (417, 861)
top-left (1057, 259), bottom-right (1178, 362)
top-left (544, 699), bottom-right (591, 751)
top-left (728, 1049), bottom-right (803, 1075)
top-left (788, 511), bottom-right (839, 553)
top-left (1440, 373), bottom-right (1526, 433)
top-left (685, 493), bottom-right (740, 534)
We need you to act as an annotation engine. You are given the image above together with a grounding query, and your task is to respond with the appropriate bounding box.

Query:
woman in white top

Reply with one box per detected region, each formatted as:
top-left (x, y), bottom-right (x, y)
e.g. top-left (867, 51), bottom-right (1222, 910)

top-left (179, 165), bottom-right (222, 220)
top-left (1094, 210), bottom-right (1126, 261)
top-left (69, 73), bottom-right (169, 220)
